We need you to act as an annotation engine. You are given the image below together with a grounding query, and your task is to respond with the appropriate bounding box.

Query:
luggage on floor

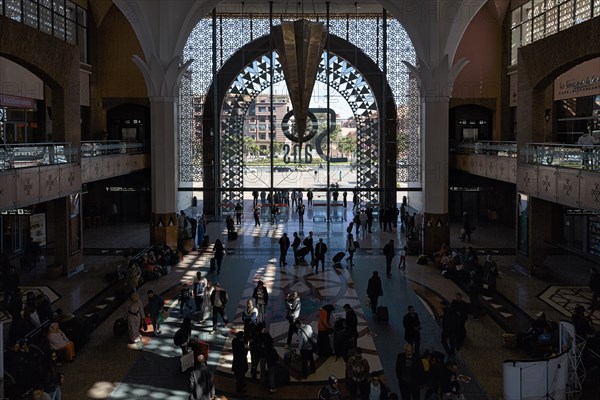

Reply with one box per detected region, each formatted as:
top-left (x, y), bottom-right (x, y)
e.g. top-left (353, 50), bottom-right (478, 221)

top-left (180, 350), bottom-right (195, 372)
top-left (297, 246), bottom-right (310, 257)
top-left (202, 235), bottom-right (210, 247)
top-left (376, 306), bottom-right (389, 322)
top-left (228, 231), bottom-right (238, 240)
top-left (274, 361), bottom-right (290, 385)
top-left (332, 252), bottom-right (345, 263)
top-left (353, 240), bottom-right (360, 249)
top-left (113, 318), bottom-right (127, 336)
top-left (210, 258), bottom-right (216, 271)
top-left (189, 338), bottom-right (209, 361)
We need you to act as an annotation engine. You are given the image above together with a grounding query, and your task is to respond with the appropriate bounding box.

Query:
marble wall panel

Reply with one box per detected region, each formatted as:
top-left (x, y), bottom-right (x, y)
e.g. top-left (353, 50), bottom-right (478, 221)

top-left (81, 154), bottom-right (150, 183)
top-left (555, 169), bottom-right (581, 209)
top-left (0, 171), bottom-right (17, 210)
top-left (579, 171), bottom-right (600, 212)
top-left (15, 168), bottom-right (41, 206)
top-left (517, 164), bottom-right (538, 196)
top-left (58, 164), bottom-right (81, 197)
top-left (536, 166), bottom-right (557, 203)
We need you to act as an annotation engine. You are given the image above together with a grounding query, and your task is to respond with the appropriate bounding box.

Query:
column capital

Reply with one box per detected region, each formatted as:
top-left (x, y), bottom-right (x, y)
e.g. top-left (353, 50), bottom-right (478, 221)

top-left (133, 54), bottom-right (193, 99)
top-left (403, 56), bottom-right (469, 103)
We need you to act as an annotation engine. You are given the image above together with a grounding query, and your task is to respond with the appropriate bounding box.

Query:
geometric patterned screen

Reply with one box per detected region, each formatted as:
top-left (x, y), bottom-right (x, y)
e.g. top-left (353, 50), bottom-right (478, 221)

top-left (180, 13), bottom-right (419, 187)
top-left (220, 51), bottom-right (380, 205)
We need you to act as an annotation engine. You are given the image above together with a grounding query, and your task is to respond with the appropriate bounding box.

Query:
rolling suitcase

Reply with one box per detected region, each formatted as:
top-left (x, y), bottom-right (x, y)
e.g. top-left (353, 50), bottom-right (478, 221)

top-left (297, 246), bottom-right (310, 258)
top-left (228, 231), bottom-right (238, 240)
top-left (210, 258), bottom-right (216, 271)
top-left (332, 252), bottom-right (345, 268)
top-left (376, 306), bottom-right (389, 322)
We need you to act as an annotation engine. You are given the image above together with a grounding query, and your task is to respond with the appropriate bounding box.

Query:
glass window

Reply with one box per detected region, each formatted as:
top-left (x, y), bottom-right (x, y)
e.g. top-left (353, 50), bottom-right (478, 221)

top-left (511, 27), bottom-right (521, 65)
top-left (77, 7), bottom-right (87, 26)
top-left (39, 5), bottom-right (52, 34)
top-left (66, 18), bottom-right (76, 43)
top-left (559, 0), bottom-right (573, 30)
top-left (523, 1), bottom-right (534, 21)
top-left (533, 0), bottom-right (545, 16)
top-left (53, 0), bottom-right (65, 16)
top-left (533, 15), bottom-right (545, 41)
top-left (66, 1), bottom-right (75, 21)
top-left (5, 0), bottom-right (22, 22)
top-left (79, 25), bottom-right (88, 62)
top-left (595, 0), bottom-right (600, 17)
top-left (53, 15), bottom-right (65, 39)
top-left (522, 20), bottom-right (532, 45)
top-left (23, 0), bottom-right (38, 28)
top-left (511, 6), bottom-right (522, 27)
top-left (545, 6), bottom-right (558, 35)
top-left (574, 0), bottom-right (591, 23)
top-left (0, 1), bottom-right (3, 16)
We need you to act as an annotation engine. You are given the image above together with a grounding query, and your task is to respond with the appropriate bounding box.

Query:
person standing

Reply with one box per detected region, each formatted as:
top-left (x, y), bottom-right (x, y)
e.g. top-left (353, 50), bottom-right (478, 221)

top-left (395, 343), bottom-right (424, 400)
top-left (577, 130), bottom-right (598, 169)
top-left (383, 240), bottom-right (395, 277)
top-left (234, 203), bottom-right (243, 225)
top-left (367, 371), bottom-right (389, 400)
top-left (285, 291), bottom-right (301, 347)
top-left (193, 274), bottom-right (207, 316)
top-left (253, 206), bottom-right (261, 227)
top-left (292, 232), bottom-right (301, 266)
top-left (344, 304), bottom-right (358, 348)
top-left (174, 317), bottom-right (193, 354)
top-left (314, 238), bottom-right (328, 272)
top-left (231, 331), bottom-right (249, 393)
top-left (343, 191), bottom-right (347, 208)
top-left (179, 283), bottom-right (193, 317)
top-left (125, 292), bottom-right (145, 344)
top-left (188, 354), bottom-right (215, 400)
top-left (147, 289), bottom-right (165, 334)
top-left (210, 283), bottom-right (229, 334)
top-left (291, 190), bottom-right (297, 208)
top-left (403, 306), bottom-right (421, 355)
top-left (398, 246), bottom-right (408, 271)
top-left (252, 280), bottom-right (269, 323)
top-left (319, 375), bottom-right (342, 400)
top-left (440, 300), bottom-right (458, 358)
top-left (589, 267), bottom-right (600, 310)
top-left (317, 305), bottom-right (334, 356)
top-left (366, 207), bottom-right (374, 233)
top-left (279, 232), bottom-right (290, 267)
top-left (367, 271), bottom-right (383, 313)
top-left (304, 231), bottom-right (315, 263)
top-left (295, 319), bottom-right (316, 379)
top-left (346, 347), bottom-right (371, 399)
top-left (461, 212), bottom-right (472, 243)
top-left (307, 189), bottom-right (314, 206)
top-left (352, 191), bottom-right (359, 211)
top-left (346, 233), bottom-right (356, 266)
top-left (252, 190), bottom-right (259, 206)
top-left (297, 202), bottom-right (305, 228)
top-left (242, 299), bottom-right (258, 336)
top-left (213, 239), bottom-right (225, 274)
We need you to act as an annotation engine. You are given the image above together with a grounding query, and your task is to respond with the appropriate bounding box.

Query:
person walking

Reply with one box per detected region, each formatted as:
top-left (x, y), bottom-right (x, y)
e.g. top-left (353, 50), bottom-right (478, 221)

top-left (193, 274), bottom-right (207, 316)
top-left (147, 289), bottom-right (165, 334)
top-left (174, 317), bottom-right (193, 354)
top-left (383, 240), bottom-right (395, 277)
top-left (285, 291), bottom-right (301, 347)
top-left (210, 283), bottom-right (229, 334)
top-left (178, 283), bottom-right (193, 317)
top-left (297, 202), bottom-right (305, 228)
top-left (344, 303), bottom-right (358, 348)
top-left (188, 354), bottom-right (215, 400)
top-left (307, 189), bottom-right (313, 206)
top-left (232, 330), bottom-right (249, 393)
top-left (319, 375), bottom-right (342, 400)
top-left (440, 300), bottom-right (458, 358)
top-left (125, 292), bottom-right (145, 344)
top-left (367, 271), bottom-right (383, 313)
top-left (398, 246), bottom-right (407, 272)
top-left (234, 203), bottom-right (243, 225)
top-left (346, 233), bottom-right (356, 266)
top-left (343, 191), bottom-right (347, 208)
top-left (314, 238), bottom-right (328, 272)
top-left (291, 232), bottom-right (302, 266)
top-left (279, 232), bottom-right (290, 267)
top-left (403, 305), bottom-right (421, 355)
top-left (346, 347), bottom-right (370, 399)
top-left (295, 319), bottom-right (316, 379)
top-left (291, 190), bottom-right (297, 208)
top-left (213, 239), bottom-right (225, 274)
top-left (461, 212), bottom-right (472, 242)
top-left (252, 280), bottom-right (269, 323)
top-left (304, 231), bottom-right (315, 263)
top-left (253, 206), bottom-right (261, 227)
top-left (395, 343), bottom-right (424, 400)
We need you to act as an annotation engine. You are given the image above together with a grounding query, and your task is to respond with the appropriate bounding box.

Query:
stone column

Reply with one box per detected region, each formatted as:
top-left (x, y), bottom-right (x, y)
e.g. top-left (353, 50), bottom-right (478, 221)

top-left (132, 55), bottom-right (193, 247)
top-left (405, 58), bottom-right (469, 255)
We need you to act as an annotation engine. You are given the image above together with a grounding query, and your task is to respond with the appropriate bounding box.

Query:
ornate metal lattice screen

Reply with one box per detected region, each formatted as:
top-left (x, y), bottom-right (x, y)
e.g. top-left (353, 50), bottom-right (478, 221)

top-left (219, 51), bottom-right (380, 205)
top-left (180, 13), bottom-right (419, 187)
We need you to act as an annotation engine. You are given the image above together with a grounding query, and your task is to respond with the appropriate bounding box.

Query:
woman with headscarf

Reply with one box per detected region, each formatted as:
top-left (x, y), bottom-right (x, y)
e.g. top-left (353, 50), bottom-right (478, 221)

top-left (47, 322), bottom-right (75, 361)
top-left (125, 292), bottom-right (145, 344)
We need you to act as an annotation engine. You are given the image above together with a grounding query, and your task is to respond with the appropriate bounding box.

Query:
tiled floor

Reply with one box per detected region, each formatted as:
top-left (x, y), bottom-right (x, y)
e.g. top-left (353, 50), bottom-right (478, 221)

top-left (8, 203), bottom-right (599, 399)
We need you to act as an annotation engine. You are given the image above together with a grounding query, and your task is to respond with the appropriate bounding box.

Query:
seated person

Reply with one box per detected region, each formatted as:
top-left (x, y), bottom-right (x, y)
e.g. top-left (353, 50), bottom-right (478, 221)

top-left (518, 312), bottom-right (557, 356)
top-left (47, 322), bottom-right (76, 361)
top-left (226, 215), bottom-right (235, 233)
top-left (572, 305), bottom-right (595, 339)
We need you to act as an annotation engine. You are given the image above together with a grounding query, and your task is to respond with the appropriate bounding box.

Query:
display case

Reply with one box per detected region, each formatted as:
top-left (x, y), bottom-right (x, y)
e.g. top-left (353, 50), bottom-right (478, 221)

top-left (587, 216), bottom-right (600, 257)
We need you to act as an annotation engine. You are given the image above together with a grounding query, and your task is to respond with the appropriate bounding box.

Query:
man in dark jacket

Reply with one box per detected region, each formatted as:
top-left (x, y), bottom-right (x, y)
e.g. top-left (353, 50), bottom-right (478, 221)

top-left (314, 238), bottom-right (328, 272)
top-left (210, 283), bottom-right (228, 334)
top-left (383, 240), bottom-right (395, 277)
top-left (367, 271), bottom-right (383, 313)
top-left (403, 305), bottom-right (422, 355)
top-left (188, 354), bottom-right (215, 400)
top-left (291, 232), bottom-right (302, 266)
top-left (231, 331), bottom-right (248, 393)
top-left (344, 304), bottom-right (358, 348)
top-left (396, 343), bottom-right (424, 400)
top-left (279, 232), bottom-right (290, 267)
top-left (252, 280), bottom-right (269, 323)
top-left (440, 300), bottom-right (458, 358)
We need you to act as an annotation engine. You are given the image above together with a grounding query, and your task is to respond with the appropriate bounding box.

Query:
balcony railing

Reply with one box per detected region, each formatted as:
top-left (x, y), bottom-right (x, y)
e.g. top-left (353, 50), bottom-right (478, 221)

top-left (450, 141), bottom-right (518, 157)
top-left (0, 142), bottom-right (74, 170)
top-left (0, 141), bottom-right (149, 171)
top-left (81, 141), bottom-right (149, 157)
top-left (521, 143), bottom-right (599, 170)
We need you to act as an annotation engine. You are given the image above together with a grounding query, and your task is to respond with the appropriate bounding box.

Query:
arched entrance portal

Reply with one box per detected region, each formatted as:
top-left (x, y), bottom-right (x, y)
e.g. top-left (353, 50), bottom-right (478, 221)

top-left (202, 35), bottom-right (398, 219)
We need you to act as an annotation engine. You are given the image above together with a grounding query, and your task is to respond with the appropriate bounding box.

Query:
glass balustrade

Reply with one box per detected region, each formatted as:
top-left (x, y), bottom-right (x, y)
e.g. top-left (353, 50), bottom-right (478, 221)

top-left (450, 141), bottom-right (518, 157)
top-left (80, 141), bottom-right (148, 157)
top-left (521, 143), bottom-right (599, 170)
